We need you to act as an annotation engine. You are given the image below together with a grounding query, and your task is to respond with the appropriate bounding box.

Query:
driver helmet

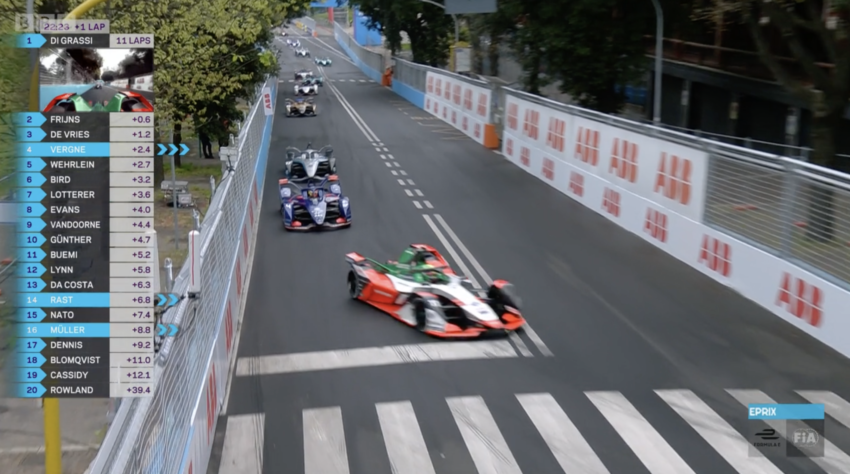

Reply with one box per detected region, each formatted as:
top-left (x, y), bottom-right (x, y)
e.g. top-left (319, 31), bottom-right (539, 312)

top-left (420, 264), bottom-right (446, 284)
top-left (307, 188), bottom-right (319, 199)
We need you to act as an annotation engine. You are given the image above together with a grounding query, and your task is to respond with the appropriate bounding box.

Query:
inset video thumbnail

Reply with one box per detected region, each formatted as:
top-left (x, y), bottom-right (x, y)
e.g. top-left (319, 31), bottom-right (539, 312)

top-left (39, 47), bottom-right (154, 113)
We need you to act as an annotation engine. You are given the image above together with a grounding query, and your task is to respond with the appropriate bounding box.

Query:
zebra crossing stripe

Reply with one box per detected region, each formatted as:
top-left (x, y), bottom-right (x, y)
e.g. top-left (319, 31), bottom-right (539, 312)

top-left (655, 389), bottom-right (782, 474)
top-left (587, 391), bottom-right (695, 474)
top-left (796, 390), bottom-right (850, 429)
top-left (376, 401), bottom-right (437, 474)
top-left (516, 393), bottom-right (610, 473)
top-left (447, 396), bottom-right (523, 474)
top-left (218, 414), bottom-right (264, 474)
top-left (727, 389), bottom-right (850, 474)
top-left (303, 407), bottom-right (350, 474)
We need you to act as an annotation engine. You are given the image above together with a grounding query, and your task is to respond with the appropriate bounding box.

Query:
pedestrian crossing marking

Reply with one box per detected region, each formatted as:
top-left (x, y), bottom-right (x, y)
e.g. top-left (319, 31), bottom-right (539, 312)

top-left (656, 389), bottom-right (782, 474)
top-left (376, 401), bottom-right (437, 474)
top-left (728, 390), bottom-right (850, 474)
top-left (218, 414), bottom-right (264, 474)
top-left (796, 390), bottom-right (850, 429)
top-left (447, 396), bottom-right (523, 474)
top-left (303, 407), bottom-right (350, 474)
top-left (587, 391), bottom-right (695, 474)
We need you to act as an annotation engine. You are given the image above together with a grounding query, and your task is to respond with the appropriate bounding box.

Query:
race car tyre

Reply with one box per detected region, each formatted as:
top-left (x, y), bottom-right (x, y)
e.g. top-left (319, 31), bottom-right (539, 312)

top-left (487, 282), bottom-right (522, 315)
top-left (347, 271), bottom-right (361, 299)
top-left (412, 298), bottom-right (427, 332)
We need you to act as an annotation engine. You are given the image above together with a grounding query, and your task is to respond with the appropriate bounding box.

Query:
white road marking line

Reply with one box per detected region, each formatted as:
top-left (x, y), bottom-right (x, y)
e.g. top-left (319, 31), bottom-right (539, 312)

top-left (379, 154), bottom-right (387, 159)
top-left (349, 79), bottom-right (356, 82)
top-left (587, 391), bottom-right (695, 474)
top-left (414, 189), bottom-right (424, 197)
top-left (377, 142), bottom-right (384, 146)
top-left (391, 170), bottom-right (398, 176)
top-left (422, 215), bottom-right (480, 288)
top-left (406, 179), bottom-right (415, 185)
top-left (235, 340), bottom-right (518, 375)
top-left (796, 391), bottom-right (850, 429)
top-left (382, 147), bottom-right (389, 151)
top-left (727, 389), bottom-right (850, 473)
top-left (303, 407), bottom-right (350, 474)
top-left (320, 71), bottom-right (380, 142)
top-left (493, 150), bottom-right (502, 155)
top-left (376, 401), bottom-right (437, 474)
top-left (405, 189), bottom-right (414, 197)
top-left (413, 201), bottom-right (423, 209)
top-left (656, 390), bottom-right (782, 474)
top-left (432, 214), bottom-right (553, 356)
top-left (398, 179), bottom-right (407, 185)
top-left (447, 396), bottom-right (523, 474)
top-left (385, 162), bottom-right (393, 168)
top-left (360, 79), bottom-right (367, 82)
top-left (517, 393), bottom-right (610, 473)
top-left (375, 148), bottom-right (383, 152)
top-left (387, 154), bottom-right (394, 159)
top-left (509, 332), bottom-right (532, 356)
top-left (423, 200), bottom-right (433, 209)
top-left (393, 162), bottom-right (401, 168)
top-left (400, 170), bottom-right (408, 175)
top-left (218, 414), bottom-right (265, 474)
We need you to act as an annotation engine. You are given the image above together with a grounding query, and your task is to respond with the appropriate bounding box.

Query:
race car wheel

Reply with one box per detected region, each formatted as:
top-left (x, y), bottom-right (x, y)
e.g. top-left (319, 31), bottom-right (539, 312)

top-left (347, 271), bottom-right (360, 299)
top-left (487, 282), bottom-right (522, 315)
top-left (413, 299), bottom-right (427, 332)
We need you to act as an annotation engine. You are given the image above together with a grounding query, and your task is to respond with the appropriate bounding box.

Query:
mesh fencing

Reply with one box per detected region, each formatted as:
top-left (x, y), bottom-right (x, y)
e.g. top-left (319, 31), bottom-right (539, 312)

top-left (393, 58), bottom-right (427, 92)
top-left (333, 21), bottom-right (384, 73)
top-left (86, 75), bottom-right (275, 474)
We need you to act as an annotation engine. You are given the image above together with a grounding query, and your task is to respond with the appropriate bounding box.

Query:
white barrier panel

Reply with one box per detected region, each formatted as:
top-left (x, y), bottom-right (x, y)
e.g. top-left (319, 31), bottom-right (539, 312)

top-left (424, 71), bottom-right (490, 146)
top-left (502, 125), bottom-right (850, 359)
top-left (111, 79), bottom-right (128, 87)
top-left (131, 74), bottom-right (153, 92)
top-left (502, 93), bottom-right (709, 222)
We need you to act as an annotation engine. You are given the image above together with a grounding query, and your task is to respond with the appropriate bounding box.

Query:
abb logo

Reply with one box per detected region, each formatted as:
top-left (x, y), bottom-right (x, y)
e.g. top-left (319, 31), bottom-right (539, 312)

top-left (225, 302), bottom-right (234, 354)
top-left (426, 75), bottom-right (434, 93)
top-left (654, 153), bottom-right (692, 205)
top-left (575, 127), bottom-right (599, 166)
top-left (542, 158), bottom-right (555, 180)
top-left (698, 235), bottom-right (731, 277)
top-left (776, 273), bottom-right (823, 327)
top-left (474, 123), bottom-right (481, 139)
top-left (569, 171), bottom-right (584, 196)
top-left (435, 78), bottom-right (442, 96)
top-left (451, 110), bottom-right (457, 125)
top-left (425, 97), bottom-right (431, 110)
top-left (463, 89), bottom-right (473, 111)
top-left (443, 82), bottom-right (451, 100)
top-left (235, 259), bottom-right (242, 296)
top-left (263, 93), bottom-right (271, 111)
top-left (507, 103), bottom-right (519, 131)
top-left (462, 116), bottom-right (469, 131)
top-left (546, 117), bottom-right (566, 152)
top-left (520, 146), bottom-right (530, 167)
top-left (432, 99), bottom-right (439, 114)
top-left (205, 364), bottom-right (217, 445)
top-left (477, 93), bottom-right (487, 118)
top-left (610, 138), bottom-right (638, 183)
top-left (506, 138), bottom-right (514, 157)
top-left (644, 209), bottom-right (668, 243)
top-left (453, 84), bottom-right (461, 106)
top-left (602, 188), bottom-right (620, 217)
top-left (523, 109), bottom-right (540, 141)
top-left (442, 106), bottom-right (448, 119)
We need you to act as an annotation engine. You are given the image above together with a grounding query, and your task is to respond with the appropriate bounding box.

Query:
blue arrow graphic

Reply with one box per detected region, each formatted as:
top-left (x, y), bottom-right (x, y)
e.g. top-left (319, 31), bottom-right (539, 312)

top-left (16, 352), bottom-right (46, 367)
top-left (168, 294), bottom-right (179, 306)
top-left (157, 144), bottom-right (167, 155)
top-left (16, 338), bottom-right (46, 352)
top-left (180, 144), bottom-right (189, 155)
top-left (17, 188), bottom-right (46, 203)
top-left (19, 219), bottom-right (46, 233)
top-left (18, 278), bottom-right (46, 292)
top-left (16, 384), bottom-right (46, 398)
top-left (157, 323), bottom-right (167, 336)
top-left (18, 158), bottom-right (46, 172)
top-left (168, 144), bottom-right (178, 155)
top-left (17, 128), bottom-right (46, 142)
top-left (13, 113), bottom-right (46, 127)
top-left (18, 203), bottom-right (45, 217)
top-left (16, 308), bottom-right (46, 322)
top-left (16, 368), bottom-right (46, 382)
top-left (17, 34), bottom-right (46, 48)
top-left (19, 248), bottom-right (47, 263)
top-left (168, 324), bottom-right (179, 336)
top-left (18, 173), bottom-right (45, 187)
top-left (17, 264), bottom-right (45, 277)
top-left (157, 294), bottom-right (166, 306)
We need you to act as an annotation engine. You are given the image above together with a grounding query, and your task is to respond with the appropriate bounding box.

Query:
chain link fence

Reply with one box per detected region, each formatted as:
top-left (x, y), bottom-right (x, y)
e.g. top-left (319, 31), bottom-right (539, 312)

top-left (86, 74), bottom-right (276, 474)
top-left (38, 47), bottom-right (94, 85)
top-left (333, 21), bottom-right (383, 73)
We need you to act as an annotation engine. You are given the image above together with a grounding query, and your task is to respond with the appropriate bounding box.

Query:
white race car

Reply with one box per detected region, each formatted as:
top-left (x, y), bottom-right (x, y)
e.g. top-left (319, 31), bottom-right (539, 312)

top-left (314, 57), bottom-right (332, 66)
top-left (295, 48), bottom-right (310, 57)
top-left (288, 39), bottom-right (300, 48)
top-left (294, 81), bottom-right (319, 96)
top-left (294, 69), bottom-right (314, 81)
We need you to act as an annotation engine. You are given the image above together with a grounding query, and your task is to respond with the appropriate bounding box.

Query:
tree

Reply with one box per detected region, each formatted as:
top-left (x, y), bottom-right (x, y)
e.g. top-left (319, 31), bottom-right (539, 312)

top-left (116, 49), bottom-right (153, 79)
top-left (693, 0), bottom-right (849, 241)
top-left (348, 0), bottom-right (455, 66)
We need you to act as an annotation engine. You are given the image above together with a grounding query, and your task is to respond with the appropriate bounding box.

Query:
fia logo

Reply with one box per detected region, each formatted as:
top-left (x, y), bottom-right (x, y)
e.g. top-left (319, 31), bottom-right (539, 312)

top-left (792, 428), bottom-right (819, 447)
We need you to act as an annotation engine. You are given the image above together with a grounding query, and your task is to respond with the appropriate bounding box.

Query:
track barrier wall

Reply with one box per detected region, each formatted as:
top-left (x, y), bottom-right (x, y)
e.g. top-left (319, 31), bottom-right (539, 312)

top-left (85, 75), bottom-right (277, 474)
top-left (332, 21), bottom-right (850, 359)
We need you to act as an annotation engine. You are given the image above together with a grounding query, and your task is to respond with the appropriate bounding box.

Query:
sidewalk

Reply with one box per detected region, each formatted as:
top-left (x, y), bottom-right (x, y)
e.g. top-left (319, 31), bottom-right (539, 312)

top-left (0, 397), bottom-right (109, 474)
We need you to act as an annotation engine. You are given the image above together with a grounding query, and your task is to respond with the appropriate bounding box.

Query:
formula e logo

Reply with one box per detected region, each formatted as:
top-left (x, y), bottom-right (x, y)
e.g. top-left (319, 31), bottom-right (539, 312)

top-left (776, 272), bottom-right (823, 327)
top-left (523, 108), bottom-right (540, 140)
top-left (542, 158), bottom-right (555, 180)
top-left (654, 153), bottom-right (692, 205)
top-left (520, 146), bottom-right (530, 167)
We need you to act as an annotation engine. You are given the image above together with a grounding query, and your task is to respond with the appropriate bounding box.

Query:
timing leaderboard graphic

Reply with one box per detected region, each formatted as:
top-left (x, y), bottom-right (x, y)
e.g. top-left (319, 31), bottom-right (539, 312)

top-left (13, 28), bottom-right (157, 398)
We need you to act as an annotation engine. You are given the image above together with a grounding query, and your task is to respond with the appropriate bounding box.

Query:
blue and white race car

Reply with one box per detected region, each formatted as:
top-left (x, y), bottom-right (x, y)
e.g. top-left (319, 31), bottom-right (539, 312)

top-left (314, 57), bottom-right (332, 66)
top-left (279, 176), bottom-right (351, 231)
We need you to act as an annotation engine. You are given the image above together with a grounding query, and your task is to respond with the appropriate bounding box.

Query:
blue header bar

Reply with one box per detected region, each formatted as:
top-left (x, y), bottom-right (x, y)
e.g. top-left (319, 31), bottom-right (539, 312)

top-left (748, 404), bottom-right (825, 420)
top-left (310, 0), bottom-right (347, 6)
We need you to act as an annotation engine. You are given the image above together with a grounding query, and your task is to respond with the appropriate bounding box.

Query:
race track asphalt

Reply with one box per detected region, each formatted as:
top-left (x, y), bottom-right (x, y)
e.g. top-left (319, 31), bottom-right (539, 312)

top-left (212, 28), bottom-right (850, 474)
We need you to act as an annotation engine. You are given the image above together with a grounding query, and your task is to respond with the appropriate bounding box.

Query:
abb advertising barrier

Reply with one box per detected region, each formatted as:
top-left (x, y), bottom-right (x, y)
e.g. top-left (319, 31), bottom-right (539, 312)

top-left (424, 71), bottom-right (491, 146)
top-left (500, 93), bottom-right (850, 359)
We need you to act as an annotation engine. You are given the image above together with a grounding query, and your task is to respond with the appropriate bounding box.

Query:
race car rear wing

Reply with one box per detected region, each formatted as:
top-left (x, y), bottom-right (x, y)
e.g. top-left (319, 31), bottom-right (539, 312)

top-left (345, 253), bottom-right (392, 273)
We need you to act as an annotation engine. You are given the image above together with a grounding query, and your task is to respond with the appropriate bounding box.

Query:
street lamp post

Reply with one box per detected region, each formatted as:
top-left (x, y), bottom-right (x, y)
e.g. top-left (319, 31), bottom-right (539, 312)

top-left (650, 0), bottom-right (663, 124)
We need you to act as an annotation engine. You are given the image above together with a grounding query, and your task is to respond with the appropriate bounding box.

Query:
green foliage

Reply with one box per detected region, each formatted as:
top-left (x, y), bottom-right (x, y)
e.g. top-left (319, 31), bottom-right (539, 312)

top-left (348, 0), bottom-right (454, 66)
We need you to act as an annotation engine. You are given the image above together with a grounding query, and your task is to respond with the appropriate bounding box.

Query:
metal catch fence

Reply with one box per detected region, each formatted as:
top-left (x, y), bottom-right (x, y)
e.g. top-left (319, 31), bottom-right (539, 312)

top-left (333, 21), bottom-right (384, 73)
top-left (86, 74), bottom-right (276, 474)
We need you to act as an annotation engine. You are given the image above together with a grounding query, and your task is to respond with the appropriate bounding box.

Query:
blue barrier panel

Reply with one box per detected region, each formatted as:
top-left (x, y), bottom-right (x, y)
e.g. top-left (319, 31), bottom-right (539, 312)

top-left (39, 85), bottom-right (93, 111)
top-left (392, 80), bottom-right (425, 110)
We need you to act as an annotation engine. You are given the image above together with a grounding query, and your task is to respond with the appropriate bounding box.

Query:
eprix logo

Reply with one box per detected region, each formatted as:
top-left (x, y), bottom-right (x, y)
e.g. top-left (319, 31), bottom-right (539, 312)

top-left (792, 428), bottom-right (819, 447)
